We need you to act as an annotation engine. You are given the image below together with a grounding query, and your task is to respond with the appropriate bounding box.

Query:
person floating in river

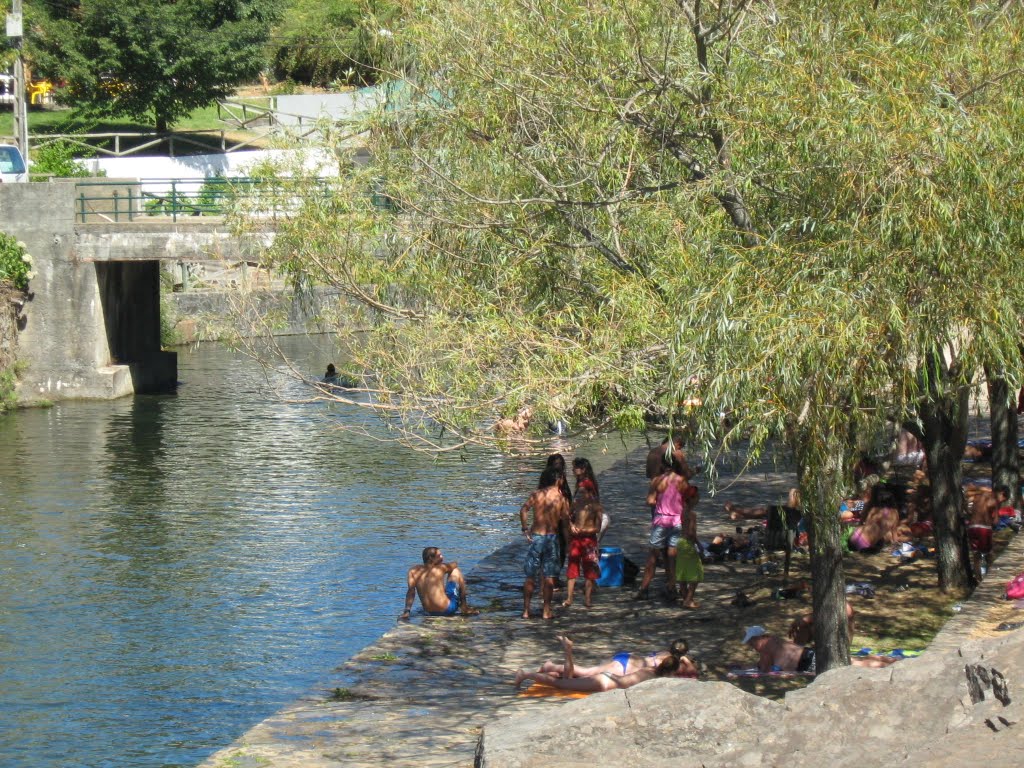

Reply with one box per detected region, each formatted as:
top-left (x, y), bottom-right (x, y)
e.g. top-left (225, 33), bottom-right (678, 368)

top-left (513, 634), bottom-right (697, 692)
top-left (400, 547), bottom-right (479, 619)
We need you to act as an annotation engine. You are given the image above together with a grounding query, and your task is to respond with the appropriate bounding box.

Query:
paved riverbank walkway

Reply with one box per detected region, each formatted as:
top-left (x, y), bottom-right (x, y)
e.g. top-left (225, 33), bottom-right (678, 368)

top-left (200, 446), bottom-right (1024, 768)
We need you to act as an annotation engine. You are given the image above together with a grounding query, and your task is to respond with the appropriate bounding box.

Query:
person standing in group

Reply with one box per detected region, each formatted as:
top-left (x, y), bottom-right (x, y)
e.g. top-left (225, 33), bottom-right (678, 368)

top-left (563, 477), bottom-right (604, 609)
top-left (545, 453), bottom-right (573, 505)
top-left (545, 453), bottom-right (573, 573)
top-left (674, 483), bottom-right (703, 609)
top-left (573, 457), bottom-right (610, 540)
top-left (519, 466), bottom-right (571, 619)
top-left (636, 452), bottom-right (688, 601)
top-left (645, 434), bottom-right (693, 481)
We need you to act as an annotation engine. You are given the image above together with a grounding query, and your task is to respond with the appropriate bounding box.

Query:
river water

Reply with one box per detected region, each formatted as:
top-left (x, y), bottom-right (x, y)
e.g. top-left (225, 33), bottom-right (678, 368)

top-left (0, 337), bottom-right (645, 768)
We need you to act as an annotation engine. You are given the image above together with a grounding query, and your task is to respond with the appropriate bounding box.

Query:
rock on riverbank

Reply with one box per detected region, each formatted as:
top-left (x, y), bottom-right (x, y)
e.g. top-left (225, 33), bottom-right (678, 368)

top-left (477, 627), bottom-right (1024, 767)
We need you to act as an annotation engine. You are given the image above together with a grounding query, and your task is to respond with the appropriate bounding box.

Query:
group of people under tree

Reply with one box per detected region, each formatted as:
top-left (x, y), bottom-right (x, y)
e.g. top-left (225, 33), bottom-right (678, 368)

top-left (400, 424), bottom-right (1013, 692)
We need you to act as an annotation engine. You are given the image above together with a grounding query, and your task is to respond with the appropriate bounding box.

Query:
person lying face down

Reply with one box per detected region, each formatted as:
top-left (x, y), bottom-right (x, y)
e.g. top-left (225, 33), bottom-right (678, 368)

top-left (742, 625), bottom-right (897, 674)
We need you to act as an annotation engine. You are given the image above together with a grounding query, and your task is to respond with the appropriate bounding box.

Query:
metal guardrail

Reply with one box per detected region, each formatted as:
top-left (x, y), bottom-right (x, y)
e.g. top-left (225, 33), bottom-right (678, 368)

top-left (73, 177), bottom-right (325, 223)
top-left (73, 176), bottom-right (397, 224)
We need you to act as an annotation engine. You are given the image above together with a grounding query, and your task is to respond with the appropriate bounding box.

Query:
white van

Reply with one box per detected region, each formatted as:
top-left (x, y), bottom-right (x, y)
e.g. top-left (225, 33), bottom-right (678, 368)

top-left (0, 143), bottom-right (28, 183)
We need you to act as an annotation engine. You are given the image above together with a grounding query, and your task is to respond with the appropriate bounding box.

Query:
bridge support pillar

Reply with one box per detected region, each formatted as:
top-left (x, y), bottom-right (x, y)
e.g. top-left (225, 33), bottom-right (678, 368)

top-left (0, 182), bottom-right (177, 403)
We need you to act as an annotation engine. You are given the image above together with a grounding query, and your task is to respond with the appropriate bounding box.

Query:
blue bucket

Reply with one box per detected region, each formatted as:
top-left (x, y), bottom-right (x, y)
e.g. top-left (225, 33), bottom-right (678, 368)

top-left (596, 547), bottom-right (624, 587)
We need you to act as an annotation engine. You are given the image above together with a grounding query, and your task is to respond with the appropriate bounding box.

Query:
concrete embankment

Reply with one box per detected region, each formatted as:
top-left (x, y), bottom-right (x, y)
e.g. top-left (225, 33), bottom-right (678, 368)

top-left (199, 444), bottom-right (1024, 768)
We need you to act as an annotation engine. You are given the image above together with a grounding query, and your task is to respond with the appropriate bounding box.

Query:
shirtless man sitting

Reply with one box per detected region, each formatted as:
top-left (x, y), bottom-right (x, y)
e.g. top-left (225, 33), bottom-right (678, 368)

top-left (401, 547), bottom-right (478, 619)
top-left (520, 466), bottom-right (571, 619)
top-left (742, 626), bottom-right (897, 674)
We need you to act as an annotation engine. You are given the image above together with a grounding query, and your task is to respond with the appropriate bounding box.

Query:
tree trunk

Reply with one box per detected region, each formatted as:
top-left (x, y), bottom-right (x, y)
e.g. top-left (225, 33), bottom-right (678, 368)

top-left (155, 112), bottom-right (169, 133)
top-left (987, 371), bottom-right (1021, 508)
top-left (801, 439), bottom-right (850, 674)
top-left (919, 383), bottom-right (972, 593)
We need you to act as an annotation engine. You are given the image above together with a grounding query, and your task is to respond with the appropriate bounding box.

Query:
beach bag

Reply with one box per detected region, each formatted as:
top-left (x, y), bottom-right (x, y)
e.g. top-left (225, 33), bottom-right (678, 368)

top-left (1006, 572), bottom-right (1024, 600)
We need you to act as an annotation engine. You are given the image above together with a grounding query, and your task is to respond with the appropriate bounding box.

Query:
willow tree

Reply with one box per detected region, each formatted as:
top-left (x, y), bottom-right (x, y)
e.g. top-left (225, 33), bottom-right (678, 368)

top-left (247, 0), bottom-right (1024, 671)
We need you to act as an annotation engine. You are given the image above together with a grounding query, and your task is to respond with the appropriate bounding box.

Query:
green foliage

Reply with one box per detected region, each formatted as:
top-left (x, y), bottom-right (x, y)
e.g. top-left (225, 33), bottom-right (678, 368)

top-left (30, 140), bottom-right (98, 178)
top-left (197, 175), bottom-right (233, 213)
top-left (144, 176), bottom-right (238, 217)
top-left (270, 0), bottom-right (400, 87)
top-left (28, 0), bottom-right (278, 130)
top-left (0, 234), bottom-right (34, 292)
top-left (0, 368), bottom-right (17, 413)
top-left (159, 292), bottom-right (179, 349)
top-left (248, 1), bottom-right (1024, 456)
top-left (238, 1), bottom-right (1024, 661)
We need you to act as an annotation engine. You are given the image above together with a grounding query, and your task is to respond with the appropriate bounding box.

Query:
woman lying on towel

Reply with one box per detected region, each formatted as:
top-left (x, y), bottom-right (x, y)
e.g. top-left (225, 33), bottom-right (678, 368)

top-left (513, 635), bottom-right (696, 692)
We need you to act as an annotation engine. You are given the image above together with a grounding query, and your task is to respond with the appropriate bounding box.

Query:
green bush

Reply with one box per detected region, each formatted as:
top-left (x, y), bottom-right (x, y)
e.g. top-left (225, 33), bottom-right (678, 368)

top-left (270, 0), bottom-right (400, 87)
top-left (0, 233), bottom-right (34, 291)
top-left (29, 140), bottom-right (100, 179)
top-left (0, 368), bottom-right (17, 413)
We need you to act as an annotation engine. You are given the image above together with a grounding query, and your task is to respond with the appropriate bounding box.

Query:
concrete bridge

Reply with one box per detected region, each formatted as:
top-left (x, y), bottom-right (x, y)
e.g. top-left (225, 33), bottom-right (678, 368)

top-left (1, 180), bottom-right (270, 403)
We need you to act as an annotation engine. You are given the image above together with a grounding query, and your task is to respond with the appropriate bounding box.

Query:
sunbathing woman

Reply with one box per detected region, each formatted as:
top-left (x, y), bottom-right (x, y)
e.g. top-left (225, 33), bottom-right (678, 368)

top-left (848, 486), bottom-right (902, 552)
top-left (514, 635), bottom-right (696, 692)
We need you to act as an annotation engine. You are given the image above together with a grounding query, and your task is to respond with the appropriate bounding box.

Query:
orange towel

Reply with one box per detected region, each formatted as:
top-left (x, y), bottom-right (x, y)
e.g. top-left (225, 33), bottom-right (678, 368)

top-left (518, 681), bottom-right (591, 699)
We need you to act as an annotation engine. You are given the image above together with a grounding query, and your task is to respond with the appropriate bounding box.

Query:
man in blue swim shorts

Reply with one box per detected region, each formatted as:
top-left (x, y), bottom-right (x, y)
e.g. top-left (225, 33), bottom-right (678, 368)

top-left (401, 547), bottom-right (479, 619)
top-left (519, 466), bottom-right (571, 619)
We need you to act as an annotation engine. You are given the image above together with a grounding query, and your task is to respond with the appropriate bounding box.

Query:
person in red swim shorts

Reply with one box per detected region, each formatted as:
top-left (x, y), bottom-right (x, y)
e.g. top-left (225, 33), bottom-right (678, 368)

top-left (563, 480), bottom-right (604, 608)
top-left (967, 486), bottom-right (999, 579)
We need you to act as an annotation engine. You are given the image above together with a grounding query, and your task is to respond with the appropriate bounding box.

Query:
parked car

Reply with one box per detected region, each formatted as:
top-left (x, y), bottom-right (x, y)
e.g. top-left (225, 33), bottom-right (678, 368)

top-left (0, 143), bottom-right (28, 183)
